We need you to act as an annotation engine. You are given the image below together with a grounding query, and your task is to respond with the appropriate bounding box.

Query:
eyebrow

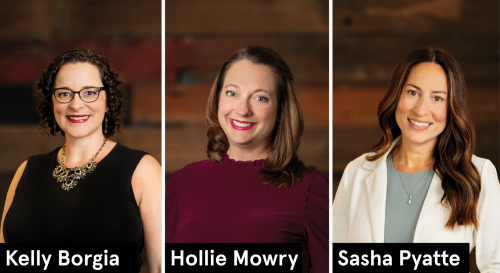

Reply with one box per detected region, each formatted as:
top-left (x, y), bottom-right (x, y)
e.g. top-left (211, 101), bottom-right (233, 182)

top-left (223, 84), bottom-right (271, 95)
top-left (54, 85), bottom-right (100, 90)
top-left (406, 84), bottom-right (447, 95)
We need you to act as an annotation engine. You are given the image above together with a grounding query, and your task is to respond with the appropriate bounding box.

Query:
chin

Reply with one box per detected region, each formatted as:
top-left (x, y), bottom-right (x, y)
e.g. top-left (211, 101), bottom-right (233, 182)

top-left (229, 139), bottom-right (252, 146)
top-left (404, 133), bottom-right (436, 145)
top-left (63, 128), bottom-right (99, 139)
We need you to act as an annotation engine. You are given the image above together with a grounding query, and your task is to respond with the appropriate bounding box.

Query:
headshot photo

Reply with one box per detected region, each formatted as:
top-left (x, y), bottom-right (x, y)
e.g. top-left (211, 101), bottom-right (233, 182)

top-left (0, 1), bottom-right (161, 273)
top-left (331, 1), bottom-right (500, 272)
top-left (166, 45), bottom-right (329, 273)
top-left (164, 2), bottom-right (329, 272)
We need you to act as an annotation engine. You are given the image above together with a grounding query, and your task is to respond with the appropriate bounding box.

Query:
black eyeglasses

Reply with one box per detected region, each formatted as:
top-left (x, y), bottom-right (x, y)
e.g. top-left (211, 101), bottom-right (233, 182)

top-left (53, 87), bottom-right (105, 103)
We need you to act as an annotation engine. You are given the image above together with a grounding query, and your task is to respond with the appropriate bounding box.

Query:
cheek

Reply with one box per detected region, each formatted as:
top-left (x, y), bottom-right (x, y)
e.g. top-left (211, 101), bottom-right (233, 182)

top-left (433, 107), bottom-right (447, 124)
top-left (257, 105), bottom-right (277, 126)
top-left (52, 101), bottom-right (63, 115)
top-left (395, 99), bottom-right (408, 122)
top-left (217, 98), bottom-right (231, 119)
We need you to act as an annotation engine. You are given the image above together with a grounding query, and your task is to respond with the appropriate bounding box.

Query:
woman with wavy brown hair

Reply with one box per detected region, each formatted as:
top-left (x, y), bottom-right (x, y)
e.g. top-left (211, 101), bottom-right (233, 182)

top-left (0, 49), bottom-right (161, 273)
top-left (165, 46), bottom-right (328, 272)
top-left (332, 47), bottom-right (500, 270)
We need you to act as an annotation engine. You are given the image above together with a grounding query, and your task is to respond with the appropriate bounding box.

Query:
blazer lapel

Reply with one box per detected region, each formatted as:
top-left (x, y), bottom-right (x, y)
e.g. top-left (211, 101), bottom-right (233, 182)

top-left (362, 136), bottom-right (402, 242)
top-left (413, 173), bottom-right (445, 242)
top-left (363, 161), bottom-right (388, 242)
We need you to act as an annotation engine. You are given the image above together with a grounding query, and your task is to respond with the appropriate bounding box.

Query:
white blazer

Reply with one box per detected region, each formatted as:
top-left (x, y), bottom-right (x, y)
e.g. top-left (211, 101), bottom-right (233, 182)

top-left (332, 136), bottom-right (500, 272)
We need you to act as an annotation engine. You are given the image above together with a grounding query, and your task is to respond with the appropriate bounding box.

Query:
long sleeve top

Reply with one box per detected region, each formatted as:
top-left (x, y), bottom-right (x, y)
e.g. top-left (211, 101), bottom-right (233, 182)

top-left (332, 136), bottom-right (500, 272)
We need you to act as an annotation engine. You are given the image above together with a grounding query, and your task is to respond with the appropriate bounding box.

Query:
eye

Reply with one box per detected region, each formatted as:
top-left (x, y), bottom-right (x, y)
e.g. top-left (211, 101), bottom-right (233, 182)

top-left (256, 96), bottom-right (268, 102)
top-left (56, 90), bottom-right (72, 97)
top-left (408, 90), bottom-right (418, 96)
top-left (433, 96), bottom-right (444, 102)
top-left (226, 91), bottom-right (236, 97)
top-left (83, 90), bottom-right (97, 96)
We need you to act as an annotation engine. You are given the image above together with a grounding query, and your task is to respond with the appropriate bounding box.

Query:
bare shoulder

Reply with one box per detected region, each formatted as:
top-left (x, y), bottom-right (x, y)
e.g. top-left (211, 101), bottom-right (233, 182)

top-left (1, 160), bottom-right (28, 243)
top-left (131, 155), bottom-right (161, 205)
top-left (8, 160), bottom-right (28, 194)
top-left (133, 155), bottom-right (161, 182)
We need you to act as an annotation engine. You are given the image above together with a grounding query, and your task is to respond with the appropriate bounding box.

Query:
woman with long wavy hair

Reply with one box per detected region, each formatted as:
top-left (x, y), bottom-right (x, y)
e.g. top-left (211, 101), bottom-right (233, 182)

top-left (165, 46), bottom-right (328, 272)
top-left (331, 47), bottom-right (500, 270)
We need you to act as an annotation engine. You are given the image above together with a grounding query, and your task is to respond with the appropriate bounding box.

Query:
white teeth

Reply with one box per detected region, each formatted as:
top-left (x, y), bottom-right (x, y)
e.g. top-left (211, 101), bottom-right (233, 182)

top-left (232, 119), bottom-right (254, 127)
top-left (409, 119), bottom-right (430, 127)
top-left (68, 116), bottom-right (90, 120)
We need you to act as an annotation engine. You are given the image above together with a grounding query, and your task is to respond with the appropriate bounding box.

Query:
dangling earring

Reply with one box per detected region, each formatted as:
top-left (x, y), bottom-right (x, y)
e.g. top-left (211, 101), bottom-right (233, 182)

top-left (54, 120), bottom-right (57, 135)
top-left (104, 115), bottom-right (108, 135)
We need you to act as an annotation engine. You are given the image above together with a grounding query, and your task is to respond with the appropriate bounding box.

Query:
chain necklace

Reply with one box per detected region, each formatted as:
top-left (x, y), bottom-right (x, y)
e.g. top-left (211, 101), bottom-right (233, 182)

top-left (52, 138), bottom-right (107, 191)
top-left (396, 151), bottom-right (431, 204)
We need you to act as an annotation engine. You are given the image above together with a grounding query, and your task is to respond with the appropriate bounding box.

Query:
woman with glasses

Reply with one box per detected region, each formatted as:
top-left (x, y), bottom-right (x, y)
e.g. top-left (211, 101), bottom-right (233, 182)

top-left (0, 49), bottom-right (161, 273)
top-left (331, 47), bottom-right (500, 270)
top-left (165, 46), bottom-right (328, 273)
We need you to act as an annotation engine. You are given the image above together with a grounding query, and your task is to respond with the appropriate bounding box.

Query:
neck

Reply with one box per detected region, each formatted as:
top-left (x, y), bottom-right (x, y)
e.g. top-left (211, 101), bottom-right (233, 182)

top-left (394, 136), bottom-right (435, 171)
top-left (226, 142), bottom-right (271, 161)
top-left (63, 133), bottom-right (107, 167)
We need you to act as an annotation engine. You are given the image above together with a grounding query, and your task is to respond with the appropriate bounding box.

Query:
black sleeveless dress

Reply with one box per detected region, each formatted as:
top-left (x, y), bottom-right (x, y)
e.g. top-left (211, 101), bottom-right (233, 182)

top-left (3, 143), bottom-right (146, 272)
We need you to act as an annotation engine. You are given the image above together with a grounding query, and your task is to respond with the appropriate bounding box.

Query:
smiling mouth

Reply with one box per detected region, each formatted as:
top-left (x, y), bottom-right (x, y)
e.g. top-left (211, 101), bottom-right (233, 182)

top-left (408, 118), bottom-right (431, 127)
top-left (67, 115), bottom-right (90, 120)
top-left (229, 118), bottom-right (256, 130)
top-left (231, 119), bottom-right (255, 127)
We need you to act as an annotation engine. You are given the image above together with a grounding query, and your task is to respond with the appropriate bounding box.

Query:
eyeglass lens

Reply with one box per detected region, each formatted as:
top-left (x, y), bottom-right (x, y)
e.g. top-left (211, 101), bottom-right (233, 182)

top-left (54, 88), bottom-right (100, 103)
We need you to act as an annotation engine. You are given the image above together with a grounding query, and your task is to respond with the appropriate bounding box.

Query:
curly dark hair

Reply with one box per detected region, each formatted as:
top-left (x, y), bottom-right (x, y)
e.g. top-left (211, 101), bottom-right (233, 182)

top-left (35, 48), bottom-right (123, 138)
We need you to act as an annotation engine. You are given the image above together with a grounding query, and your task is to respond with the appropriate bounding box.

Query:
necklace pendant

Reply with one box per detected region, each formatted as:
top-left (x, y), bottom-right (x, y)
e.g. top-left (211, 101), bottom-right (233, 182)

top-left (53, 138), bottom-right (106, 191)
top-left (408, 199), bottom-right (411, 204)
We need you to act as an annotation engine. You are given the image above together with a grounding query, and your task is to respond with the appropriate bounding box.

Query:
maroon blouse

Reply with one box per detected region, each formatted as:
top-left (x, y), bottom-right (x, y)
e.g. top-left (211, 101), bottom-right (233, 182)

top-left (165, 154), bottom-right (328, 273)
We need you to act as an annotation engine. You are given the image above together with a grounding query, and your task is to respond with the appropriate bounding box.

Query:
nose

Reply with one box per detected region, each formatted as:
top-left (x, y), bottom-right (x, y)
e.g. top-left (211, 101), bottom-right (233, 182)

top-left (413, 97), bottom-right (429, 117)
top-left (235, 99), bottom-right (252, 116)
top-left (69, 92), bottom-right (85, 109)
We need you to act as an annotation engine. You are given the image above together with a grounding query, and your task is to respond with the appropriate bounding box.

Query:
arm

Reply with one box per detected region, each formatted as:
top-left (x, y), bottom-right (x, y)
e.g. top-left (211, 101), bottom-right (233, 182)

top-left (165, 167), bottom-right (185, 243)
top-left (0, 160), bottom-right (27, 243)
top-left (305, 171), bottom-right (329, 273)
top-left (132, 155), bottom-right (161, 273)
top-left (474, 160), bottom-right (500, 272)
top-left (331, 161), bottom-right (351, 242)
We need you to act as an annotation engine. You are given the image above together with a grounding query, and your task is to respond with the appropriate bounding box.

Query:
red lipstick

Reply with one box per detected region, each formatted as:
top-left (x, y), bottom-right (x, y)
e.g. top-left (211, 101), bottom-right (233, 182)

top-left (229, 118), bottom-right (256, 130)
top-left (67, 115), bottom-right (90, 123)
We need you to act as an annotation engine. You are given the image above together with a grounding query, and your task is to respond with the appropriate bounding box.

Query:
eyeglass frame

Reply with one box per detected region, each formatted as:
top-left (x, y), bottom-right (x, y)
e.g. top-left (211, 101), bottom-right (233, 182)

top-left (52, 87), bottom-right (105, 103)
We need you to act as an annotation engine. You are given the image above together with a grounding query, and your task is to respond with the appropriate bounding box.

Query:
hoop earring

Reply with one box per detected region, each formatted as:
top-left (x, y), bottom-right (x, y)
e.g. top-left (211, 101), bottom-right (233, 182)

top-left (104, 115), bottom-right (108, 135)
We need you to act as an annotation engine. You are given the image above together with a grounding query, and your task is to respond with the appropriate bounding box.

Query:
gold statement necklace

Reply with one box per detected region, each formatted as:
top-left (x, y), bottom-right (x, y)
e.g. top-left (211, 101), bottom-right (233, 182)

top-left (52, 138), bottom-right (107, 191)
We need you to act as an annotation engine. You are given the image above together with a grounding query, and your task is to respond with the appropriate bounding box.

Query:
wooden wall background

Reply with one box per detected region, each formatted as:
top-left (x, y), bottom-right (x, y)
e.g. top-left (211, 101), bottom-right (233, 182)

top-left (0, 1), bottom-right (161, 272)
top-left (332, 1), bottom-right (499, 272)
top-left (164, 0), bottom-right (329, 177)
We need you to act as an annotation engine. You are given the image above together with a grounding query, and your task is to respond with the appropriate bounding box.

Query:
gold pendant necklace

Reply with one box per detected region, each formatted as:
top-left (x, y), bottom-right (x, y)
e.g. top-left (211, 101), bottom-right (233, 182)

top-left (52, 138), bottom-right (107, 191)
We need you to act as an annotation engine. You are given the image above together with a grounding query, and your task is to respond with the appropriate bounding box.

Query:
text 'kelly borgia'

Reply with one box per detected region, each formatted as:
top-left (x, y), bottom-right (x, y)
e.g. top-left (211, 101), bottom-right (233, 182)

top-left (172, 250), bottom-right (299, 270)
top-left (6, 249), bottom-right (118, 271)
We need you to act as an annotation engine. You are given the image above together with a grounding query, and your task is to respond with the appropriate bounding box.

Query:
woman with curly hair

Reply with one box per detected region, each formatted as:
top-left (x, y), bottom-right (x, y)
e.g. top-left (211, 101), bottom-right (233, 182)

top-left (165, 46), bottom-right (328, 273)
top-left (331, 47), bottom-right (500, 271)
top-left (0, 49), bottom-right (161, 273)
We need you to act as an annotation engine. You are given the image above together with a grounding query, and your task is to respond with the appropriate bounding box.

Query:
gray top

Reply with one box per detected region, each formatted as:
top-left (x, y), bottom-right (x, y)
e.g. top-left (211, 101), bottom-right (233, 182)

top-left (384, 151), bottom-right (434, 243)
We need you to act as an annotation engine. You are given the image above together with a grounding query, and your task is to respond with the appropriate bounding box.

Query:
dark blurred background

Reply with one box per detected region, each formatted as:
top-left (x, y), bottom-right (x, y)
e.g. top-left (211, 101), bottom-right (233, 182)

top-left (164, 0), bottom-right (329, 177)
top-left (331, 1), bottom-right (499, 272)
top-left (0, 1), bottom-right (161, 272)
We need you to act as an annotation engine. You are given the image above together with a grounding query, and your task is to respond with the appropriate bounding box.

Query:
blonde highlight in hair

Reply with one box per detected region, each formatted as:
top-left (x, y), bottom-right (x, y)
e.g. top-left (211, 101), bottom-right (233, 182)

top-left (205, 46), bottom-right (314, 188)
